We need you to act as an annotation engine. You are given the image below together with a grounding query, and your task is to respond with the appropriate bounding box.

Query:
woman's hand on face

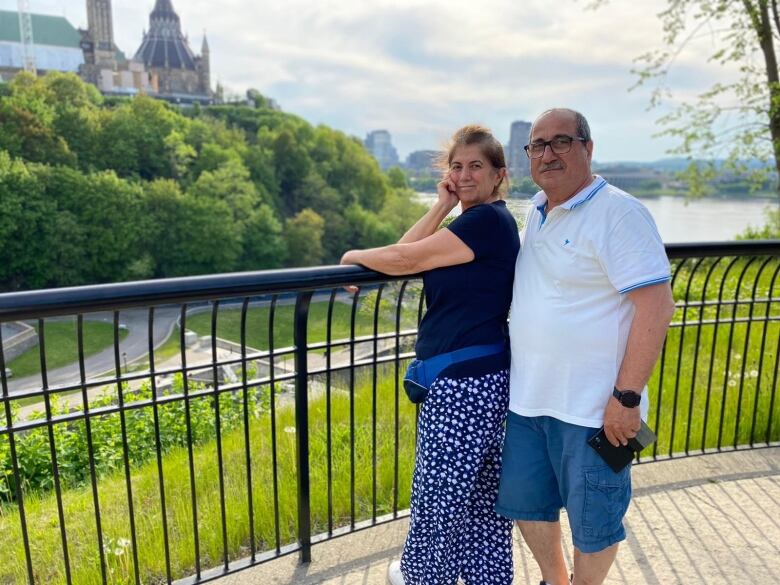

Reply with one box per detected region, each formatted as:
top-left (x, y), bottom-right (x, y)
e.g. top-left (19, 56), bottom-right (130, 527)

top-left (436, 173), bottom-right (459, 210)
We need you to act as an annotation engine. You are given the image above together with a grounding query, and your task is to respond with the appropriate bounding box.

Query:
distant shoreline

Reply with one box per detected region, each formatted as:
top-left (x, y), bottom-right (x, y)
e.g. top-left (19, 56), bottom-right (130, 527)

top-left (415, 190), bottom-right (778, 203)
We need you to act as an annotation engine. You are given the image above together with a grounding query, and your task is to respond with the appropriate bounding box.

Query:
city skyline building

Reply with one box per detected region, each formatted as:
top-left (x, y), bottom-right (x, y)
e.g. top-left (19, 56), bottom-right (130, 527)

top-left (364, 129), bottom-right (400, 170)
top-left (507, 120), bottom-right (532, 180)
top-left (405, 149), bottom-right (438, 175)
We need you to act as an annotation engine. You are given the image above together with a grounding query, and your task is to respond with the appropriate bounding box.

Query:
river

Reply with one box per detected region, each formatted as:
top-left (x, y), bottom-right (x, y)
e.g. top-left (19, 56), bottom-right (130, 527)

top-left (416, 193), bottom-right (777, 243)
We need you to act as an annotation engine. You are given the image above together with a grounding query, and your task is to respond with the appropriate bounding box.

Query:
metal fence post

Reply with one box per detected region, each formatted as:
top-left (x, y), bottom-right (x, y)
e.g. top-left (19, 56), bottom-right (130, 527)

top-left (294, 291), bottom-right (314, 563)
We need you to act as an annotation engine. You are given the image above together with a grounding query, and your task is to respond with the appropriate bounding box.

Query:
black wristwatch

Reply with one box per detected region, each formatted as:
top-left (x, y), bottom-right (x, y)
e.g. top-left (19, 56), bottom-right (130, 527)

top-left (613, 387), bottom-right (642, 408)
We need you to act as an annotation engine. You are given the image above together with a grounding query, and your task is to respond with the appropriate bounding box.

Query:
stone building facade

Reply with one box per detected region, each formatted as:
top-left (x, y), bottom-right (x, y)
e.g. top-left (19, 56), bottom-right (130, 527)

top-left (133, 0), bottom-right (212, 103)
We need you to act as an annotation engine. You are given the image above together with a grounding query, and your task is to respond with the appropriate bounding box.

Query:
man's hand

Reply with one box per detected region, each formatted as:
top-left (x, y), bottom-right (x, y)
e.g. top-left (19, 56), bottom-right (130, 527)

top-left (603, 396), bottom-right (641, 447)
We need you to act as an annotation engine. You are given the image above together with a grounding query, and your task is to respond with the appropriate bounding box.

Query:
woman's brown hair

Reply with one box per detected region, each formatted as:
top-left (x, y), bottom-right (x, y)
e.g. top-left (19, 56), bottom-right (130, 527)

top-left (437, 124), bottom-right (509, 198)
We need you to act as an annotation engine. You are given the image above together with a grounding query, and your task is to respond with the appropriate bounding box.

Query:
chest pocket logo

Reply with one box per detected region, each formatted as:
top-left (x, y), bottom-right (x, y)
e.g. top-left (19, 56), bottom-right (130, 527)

top-left (563, 238), bottom-right (572, 247)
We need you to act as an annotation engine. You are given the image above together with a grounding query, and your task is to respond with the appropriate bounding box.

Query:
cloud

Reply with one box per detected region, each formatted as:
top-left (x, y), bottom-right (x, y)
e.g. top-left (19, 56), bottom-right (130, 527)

top-left (4, 0), bottom-right (748, 160)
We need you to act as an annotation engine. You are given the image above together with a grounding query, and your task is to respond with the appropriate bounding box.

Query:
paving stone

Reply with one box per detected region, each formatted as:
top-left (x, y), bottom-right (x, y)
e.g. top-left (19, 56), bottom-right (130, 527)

top-left (209, 447), bottom-right (780, 584)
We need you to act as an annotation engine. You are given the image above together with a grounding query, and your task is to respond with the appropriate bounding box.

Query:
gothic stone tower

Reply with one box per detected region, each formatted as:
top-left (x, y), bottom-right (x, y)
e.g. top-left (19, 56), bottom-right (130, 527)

top-left (83, 0), bottom-right (117, 80)
top-left (197, 34), bottom-right (211, 98)
top-left (134, 0), bottom-right (212, 101)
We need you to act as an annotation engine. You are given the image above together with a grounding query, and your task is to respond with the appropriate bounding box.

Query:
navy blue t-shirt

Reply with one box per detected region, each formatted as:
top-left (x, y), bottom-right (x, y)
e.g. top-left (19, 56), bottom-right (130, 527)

top-left (415, 200), bottom-right (520, 367)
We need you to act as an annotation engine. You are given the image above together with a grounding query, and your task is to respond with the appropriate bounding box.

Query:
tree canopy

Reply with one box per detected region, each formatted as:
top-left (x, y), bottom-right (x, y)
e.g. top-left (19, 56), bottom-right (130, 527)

top-left (0, 73), bottom-right (426, 291)
top-left (594, 0), bottom-right (780, 204)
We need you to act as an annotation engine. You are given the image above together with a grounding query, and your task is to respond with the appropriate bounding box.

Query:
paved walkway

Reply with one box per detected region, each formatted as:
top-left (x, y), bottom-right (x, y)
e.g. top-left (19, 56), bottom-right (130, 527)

top-left (210, 447), bottom-right (780, 585)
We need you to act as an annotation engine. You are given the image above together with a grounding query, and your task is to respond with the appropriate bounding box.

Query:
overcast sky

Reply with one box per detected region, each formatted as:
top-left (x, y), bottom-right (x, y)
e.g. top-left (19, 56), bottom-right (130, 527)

top-left (4, 0), bottom-right (745, 162)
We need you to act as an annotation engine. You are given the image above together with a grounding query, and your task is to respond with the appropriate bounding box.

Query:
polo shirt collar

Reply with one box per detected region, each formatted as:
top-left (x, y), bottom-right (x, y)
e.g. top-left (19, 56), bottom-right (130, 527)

top-left (531, 175), bottom-right (607, 211)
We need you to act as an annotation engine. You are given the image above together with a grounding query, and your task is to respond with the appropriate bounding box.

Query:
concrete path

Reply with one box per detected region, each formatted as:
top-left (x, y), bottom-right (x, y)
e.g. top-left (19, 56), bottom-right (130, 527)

top-left (209, 447), bottom-right (780, 585)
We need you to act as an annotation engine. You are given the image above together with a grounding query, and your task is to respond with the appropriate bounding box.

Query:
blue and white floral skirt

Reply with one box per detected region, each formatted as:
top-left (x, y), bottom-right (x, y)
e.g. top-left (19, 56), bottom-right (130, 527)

top-left (400, 368), bottom-right (514, 585)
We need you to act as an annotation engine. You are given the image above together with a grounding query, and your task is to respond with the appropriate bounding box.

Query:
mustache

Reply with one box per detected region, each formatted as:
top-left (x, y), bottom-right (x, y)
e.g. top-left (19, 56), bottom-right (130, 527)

top-left (539, 162), bottom-right (564, 172)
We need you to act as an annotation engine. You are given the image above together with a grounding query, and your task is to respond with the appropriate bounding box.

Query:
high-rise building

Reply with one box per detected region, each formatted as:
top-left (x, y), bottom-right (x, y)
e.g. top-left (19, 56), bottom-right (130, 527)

top-left (405, 150), bottom-right (438, 174)
top-left (508, 120), bottom-right (532, 180)
top-left (364, 130), bottom-right (400, 170)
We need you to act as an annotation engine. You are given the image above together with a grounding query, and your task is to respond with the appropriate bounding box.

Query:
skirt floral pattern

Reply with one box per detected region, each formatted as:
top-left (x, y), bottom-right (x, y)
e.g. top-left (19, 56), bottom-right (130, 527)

top-left (400, 369), bottom-right (514, 585)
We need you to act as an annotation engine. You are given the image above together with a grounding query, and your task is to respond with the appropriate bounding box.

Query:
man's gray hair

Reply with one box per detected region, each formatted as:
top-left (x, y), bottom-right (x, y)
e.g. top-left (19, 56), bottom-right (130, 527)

top-left (531, 108), bottom-right (592, 143)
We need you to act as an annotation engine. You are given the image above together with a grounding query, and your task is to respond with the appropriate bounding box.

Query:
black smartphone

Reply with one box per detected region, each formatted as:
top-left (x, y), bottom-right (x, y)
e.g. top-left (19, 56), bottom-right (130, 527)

top-left (587, 421), bottom-right (657, 473)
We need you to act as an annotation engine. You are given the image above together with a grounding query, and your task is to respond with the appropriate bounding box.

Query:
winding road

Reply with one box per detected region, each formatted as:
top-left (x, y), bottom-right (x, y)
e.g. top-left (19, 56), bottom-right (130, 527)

top-left (7, 307), bottom-right (181, 394)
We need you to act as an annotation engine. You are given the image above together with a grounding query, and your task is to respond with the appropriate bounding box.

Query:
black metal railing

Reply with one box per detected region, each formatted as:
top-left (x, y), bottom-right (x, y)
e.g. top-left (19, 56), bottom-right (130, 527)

top-left (0, 241), bottom-right (778, 585)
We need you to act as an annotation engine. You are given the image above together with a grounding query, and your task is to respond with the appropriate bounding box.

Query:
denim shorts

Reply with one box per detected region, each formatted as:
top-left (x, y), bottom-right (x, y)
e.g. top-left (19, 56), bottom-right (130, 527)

top-left (494, 412), bottom-right (632, 554)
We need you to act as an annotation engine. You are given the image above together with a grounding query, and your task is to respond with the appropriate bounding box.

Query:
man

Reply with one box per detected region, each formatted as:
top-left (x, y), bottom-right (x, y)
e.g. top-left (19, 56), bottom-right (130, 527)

top-left (495, 109), bottom-right (676, 585)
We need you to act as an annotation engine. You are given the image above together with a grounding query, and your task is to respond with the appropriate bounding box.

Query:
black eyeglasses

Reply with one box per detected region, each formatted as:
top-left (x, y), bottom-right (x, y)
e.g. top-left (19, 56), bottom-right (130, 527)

top-left (524, 135), bottom-right (587, 159)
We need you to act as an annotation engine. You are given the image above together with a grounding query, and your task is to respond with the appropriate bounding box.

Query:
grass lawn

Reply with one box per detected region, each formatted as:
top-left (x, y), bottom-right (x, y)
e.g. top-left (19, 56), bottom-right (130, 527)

top-left (185, 292), bottom-right (423, 351)
top-left (0, 367), bottom-right (417, 584)
top-left (7, 320), bottom-right (128, 379)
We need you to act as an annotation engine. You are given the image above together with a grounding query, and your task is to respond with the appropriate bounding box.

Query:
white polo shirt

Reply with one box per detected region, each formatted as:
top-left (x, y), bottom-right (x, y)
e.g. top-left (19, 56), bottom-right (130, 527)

top-left (508, 175), bottom-right (670, 428)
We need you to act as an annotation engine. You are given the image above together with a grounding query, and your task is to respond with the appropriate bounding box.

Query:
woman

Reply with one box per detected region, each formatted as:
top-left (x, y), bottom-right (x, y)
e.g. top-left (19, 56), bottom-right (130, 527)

top-left (341, 125), bottom-right (520, 585)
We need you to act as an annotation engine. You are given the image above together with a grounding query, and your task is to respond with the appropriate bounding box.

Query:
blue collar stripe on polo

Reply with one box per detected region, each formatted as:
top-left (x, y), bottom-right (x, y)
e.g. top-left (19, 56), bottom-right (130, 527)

top-left (569, 178), bottom-right (608, 210)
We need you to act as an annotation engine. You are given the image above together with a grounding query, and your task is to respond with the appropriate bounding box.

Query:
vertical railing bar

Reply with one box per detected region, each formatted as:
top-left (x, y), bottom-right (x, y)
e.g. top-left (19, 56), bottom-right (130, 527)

top-left (348, 289), bottom-right (360, 528)
top-left (294, 291), bottom-right (314, 564)
top-left (701, 257), bottom-right (730, 451)
top-left (0, 327), bottom-right (35, 583)
top-left (717, 258), bottom-right (751, 449)
top-left (714, 257), bottom-right (741, 451)
top-left (735, 257), bottom-right (771, 447)
top-left (112, 312), bottom-right (141, 585)
top-left (669, 258), bottom-right (691, 456)
top-left (39, 319), bottom-right (73, 584)
top-left (325, 290), bottom-right (336, 536)
top-left (179, 305), bottom-right (201, 578)
top-left (371, 284), bottom-right (385, 522)
top-left (415, 284), bottom-right (425, 428)
top-left (683, 257), bottom-right (706, 454)
top-left (416, 283), bottom-right (425, 327)
top-left (148, 307), bottom-right (173, 583)
top-left (750, 263), bottom-right (780, 444)
top-left (765, 325), bottom-right (780, 444)
top-left (764, 266), bottom-right (780, 445)
top-left (76, 314), bottom-right (108, 585)
top-left (694, 258), bottom-right (721, 453)
top-left (239, 298), bottom-right (256, 561)
top-left (393, 281), bottom-right (409, 516)
top-left (209, 301), bottom-right (230, 571)
top-left (268, 295), bottom-right (281, 553)
top-left (652, 308), bottom-right (671, 459)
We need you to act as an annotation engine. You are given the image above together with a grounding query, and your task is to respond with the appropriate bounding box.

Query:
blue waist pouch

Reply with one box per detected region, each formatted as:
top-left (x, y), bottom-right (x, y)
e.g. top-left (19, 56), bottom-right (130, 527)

top-left (403, 343), bottom-right (506, 404)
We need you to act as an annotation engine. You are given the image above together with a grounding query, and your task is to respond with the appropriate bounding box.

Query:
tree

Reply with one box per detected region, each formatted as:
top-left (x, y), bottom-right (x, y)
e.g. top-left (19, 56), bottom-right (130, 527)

top-left (0, 152), bottom-right (52, 291)
top-left (37, 166), bottom-right (144, 286)
top-left (386, 167), bottom-right (409, 189)
top-left (594, 0), bottom-right (780, 203)
top-left (187, 159), bottom-right (260, 221)
top-left (141, 179), bottom-right (243, 277)
top-left (97, 96), bottom-right (183, 179)
top-left (284, 208), bottom-right (325, 267)
top-left (240, 205), bottom-right (287, 269)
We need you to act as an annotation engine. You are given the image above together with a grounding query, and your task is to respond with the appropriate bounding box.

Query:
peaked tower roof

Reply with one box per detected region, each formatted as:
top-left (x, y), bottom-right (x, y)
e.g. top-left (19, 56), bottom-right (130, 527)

top-left (150, 0), bottom-right (179, 22)
top-left (134, 0), bottom-right (197, 70)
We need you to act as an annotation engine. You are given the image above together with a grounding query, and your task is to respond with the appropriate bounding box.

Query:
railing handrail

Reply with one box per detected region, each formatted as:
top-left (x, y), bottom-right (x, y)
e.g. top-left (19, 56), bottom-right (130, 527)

top-left (0, 265), bottom-right (401, 321)
top-left (664, 240), bottom-right (780, 258)
top-left (0, 240), bottom-right (778, 321)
